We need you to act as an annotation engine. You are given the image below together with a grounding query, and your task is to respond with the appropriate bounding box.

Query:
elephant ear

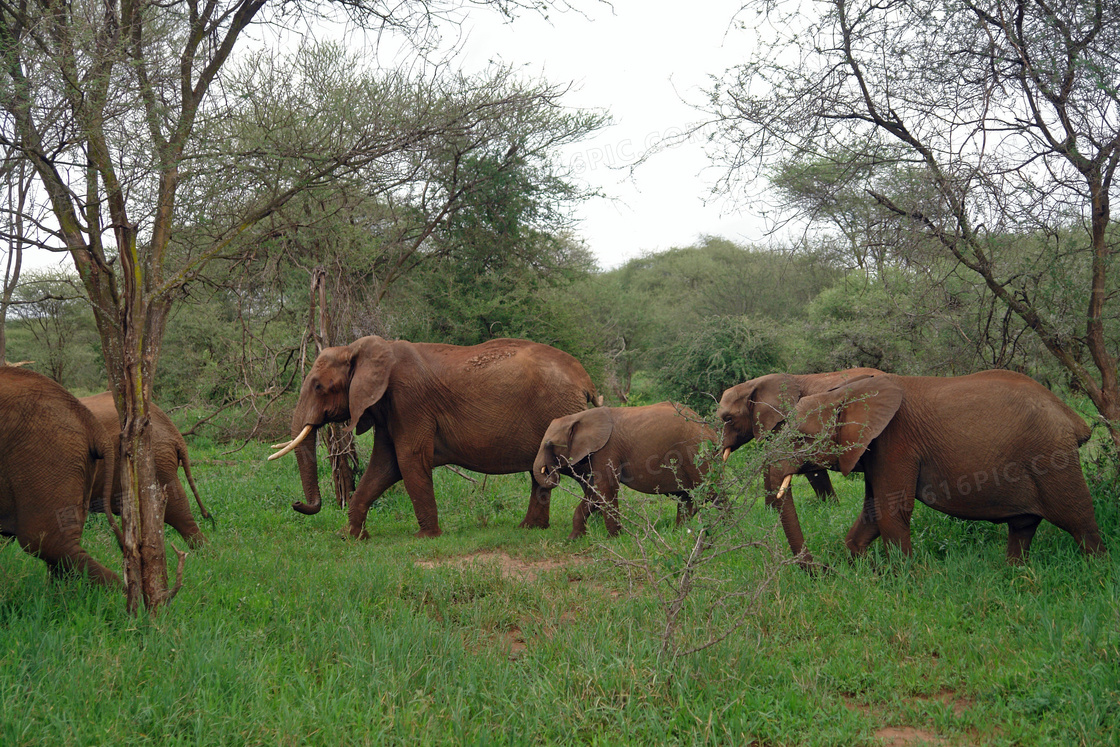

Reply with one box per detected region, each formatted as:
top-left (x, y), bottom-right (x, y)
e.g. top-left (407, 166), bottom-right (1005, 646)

top-left (346, 336), bottom-right (394, 434)
top-left (568, 407), bottom-right (614, 465)
top-left (794, 376), bottom-right (902, 476)
top-left (751, 374), bottom-right (802, 438)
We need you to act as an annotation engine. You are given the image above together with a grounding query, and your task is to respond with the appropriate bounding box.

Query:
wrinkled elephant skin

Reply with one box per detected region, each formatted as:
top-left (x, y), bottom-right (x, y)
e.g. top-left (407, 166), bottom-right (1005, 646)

top-left (718, 369), bottom-right (1105, 565)
top-left (80, 392), bottom-right (209, 548)
top-left (277, 336), bottom-right (599, 538)
top-left (534, 402), bottom-right (717, 538)
top-left (0, 367), bottom-right (122, 588)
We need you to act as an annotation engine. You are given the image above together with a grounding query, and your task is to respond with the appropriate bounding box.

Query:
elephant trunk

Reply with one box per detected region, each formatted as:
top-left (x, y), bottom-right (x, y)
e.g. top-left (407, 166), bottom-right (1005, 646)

top-left (533, 451), bottom-right (562, 489)
top-left (291, 426), bottom-right (322, 514)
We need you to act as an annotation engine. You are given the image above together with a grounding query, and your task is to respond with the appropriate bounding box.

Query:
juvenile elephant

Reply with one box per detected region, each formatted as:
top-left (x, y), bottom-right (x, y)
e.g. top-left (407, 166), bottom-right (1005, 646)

top-left (533, 402), bottom-right (717, 538)
top-left (717, 368), bottom-right (883, 530)
top-left (80, 392), bottom-right (210, 548)
top-left (0, 367), bottom-right (121, 587)
top-left (270, 336), bottom-right (600, 538)
top-left (719, 370), bottom-right (1105, 564)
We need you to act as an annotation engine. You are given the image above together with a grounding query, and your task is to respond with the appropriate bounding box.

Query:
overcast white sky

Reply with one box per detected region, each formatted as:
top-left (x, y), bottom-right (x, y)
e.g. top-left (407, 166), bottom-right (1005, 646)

top-left (12, 1), bottom-right (760, 274)
top-left (453, 0), bottom-right (759, 268)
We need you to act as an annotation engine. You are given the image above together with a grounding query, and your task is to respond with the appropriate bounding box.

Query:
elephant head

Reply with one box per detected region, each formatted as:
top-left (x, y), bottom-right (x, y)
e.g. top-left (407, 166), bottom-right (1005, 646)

top-left (716, 369), bottom-right (883, 460)
top-left (533, 408), bottom-right (614, 489)
top-left (270, 336), bottom-right (395, 514)
top-left (717, 373), bottom-right (802, 459)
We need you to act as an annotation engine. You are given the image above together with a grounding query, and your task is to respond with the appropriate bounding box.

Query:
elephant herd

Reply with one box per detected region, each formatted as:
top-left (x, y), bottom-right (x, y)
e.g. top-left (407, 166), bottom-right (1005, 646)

top-left (0, 335), bottom-right (1107, 591)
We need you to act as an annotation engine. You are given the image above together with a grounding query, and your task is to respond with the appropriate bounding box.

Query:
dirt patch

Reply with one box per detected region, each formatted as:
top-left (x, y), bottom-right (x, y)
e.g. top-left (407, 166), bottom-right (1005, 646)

top-left (503, 625), bottom-right (527, 659)
top-left (415, 549), bottom-right (585, 582)
top-left (841, 692), bottom-right (965, 746)
top-left (465, 349), bottom-right (517, 369)
top-left (875, 726), bottom-right (946, 746)
top-left (920, 688), bottom-right (972, 716)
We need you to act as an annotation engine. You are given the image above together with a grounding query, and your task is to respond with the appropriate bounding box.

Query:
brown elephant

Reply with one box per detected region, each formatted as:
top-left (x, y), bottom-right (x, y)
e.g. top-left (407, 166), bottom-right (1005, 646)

top-left (270, 336), bottom-right (600, 538)
top-left (533, 402), bottom-right (718, 538)
top-left (79, 392), bottom-right (210, 548)
top-left (715, 368), bottom-right (883, 550)
top-left (0, 367), bottom-right (121, 587)
top-left (719, 369), bottom-right (1105, 565)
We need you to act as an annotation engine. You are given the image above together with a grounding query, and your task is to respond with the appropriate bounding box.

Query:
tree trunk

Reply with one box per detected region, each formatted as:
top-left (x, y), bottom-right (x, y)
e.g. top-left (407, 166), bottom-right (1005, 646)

top-left (310, 268), bottom-right (359, 506)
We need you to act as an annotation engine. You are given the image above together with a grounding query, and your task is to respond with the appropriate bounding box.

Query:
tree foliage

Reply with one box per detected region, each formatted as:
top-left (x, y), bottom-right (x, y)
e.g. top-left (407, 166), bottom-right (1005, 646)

top-left (707, 0), bottom-right (1120, 446)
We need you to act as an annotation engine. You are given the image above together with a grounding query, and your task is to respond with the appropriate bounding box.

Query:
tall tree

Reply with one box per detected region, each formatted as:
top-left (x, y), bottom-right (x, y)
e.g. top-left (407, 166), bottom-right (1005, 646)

top-left (707, 0), bottom-right (1120, 447)
top-left (0, 0), bottom-right (586, 611)
top-left (0, 152), bottom-right (32, 365)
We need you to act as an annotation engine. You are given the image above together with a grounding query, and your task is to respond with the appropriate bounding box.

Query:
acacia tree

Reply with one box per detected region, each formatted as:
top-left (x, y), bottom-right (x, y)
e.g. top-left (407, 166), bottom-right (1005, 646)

top-left (0, 0), bottom-right (585, 612)
top-left (708, 0), bottom-right (1120, 447)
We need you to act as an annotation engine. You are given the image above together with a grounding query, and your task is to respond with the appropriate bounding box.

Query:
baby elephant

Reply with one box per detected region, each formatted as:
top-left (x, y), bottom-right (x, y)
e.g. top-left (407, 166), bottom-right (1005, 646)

top-left (533, 402), bottom-right (717, 538)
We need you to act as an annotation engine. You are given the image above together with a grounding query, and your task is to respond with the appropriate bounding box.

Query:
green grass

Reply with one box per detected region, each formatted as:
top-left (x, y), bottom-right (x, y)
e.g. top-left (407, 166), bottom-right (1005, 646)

top-left (1, 438), bottom-right (1117, 746)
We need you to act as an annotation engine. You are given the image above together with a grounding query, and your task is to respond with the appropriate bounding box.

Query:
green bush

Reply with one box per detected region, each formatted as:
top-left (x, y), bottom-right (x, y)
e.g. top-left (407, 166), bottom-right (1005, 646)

top-left (657, 315), bottom-right (783, 413)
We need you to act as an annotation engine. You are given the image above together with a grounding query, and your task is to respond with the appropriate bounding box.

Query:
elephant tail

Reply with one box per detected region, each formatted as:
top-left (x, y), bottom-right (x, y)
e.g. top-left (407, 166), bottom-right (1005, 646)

top-left (177, 440), bottom-right (212, 522)
top-left (86, 415), bottom-right (123, 547)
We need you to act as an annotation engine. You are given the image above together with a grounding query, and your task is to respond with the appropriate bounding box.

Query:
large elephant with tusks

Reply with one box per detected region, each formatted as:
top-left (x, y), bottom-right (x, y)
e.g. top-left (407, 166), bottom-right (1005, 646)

top-left (270, 336), bottom-right (600, 538)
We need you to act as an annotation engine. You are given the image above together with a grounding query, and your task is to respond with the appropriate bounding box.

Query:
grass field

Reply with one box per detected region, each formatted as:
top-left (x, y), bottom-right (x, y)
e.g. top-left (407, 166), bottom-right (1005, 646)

top-left (0, 434), bottom-right (1117, 746)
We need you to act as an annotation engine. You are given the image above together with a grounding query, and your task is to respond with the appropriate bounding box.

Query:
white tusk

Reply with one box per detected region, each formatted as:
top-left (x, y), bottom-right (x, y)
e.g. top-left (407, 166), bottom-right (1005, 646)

top-left (774, 474), bottom-right (793, 501)
top-left (540, 466), bottom-right (547, 475)
top-left (721, 447), bottom-right (732, 462)
top-left (267, 425), bottom-right (313, 462)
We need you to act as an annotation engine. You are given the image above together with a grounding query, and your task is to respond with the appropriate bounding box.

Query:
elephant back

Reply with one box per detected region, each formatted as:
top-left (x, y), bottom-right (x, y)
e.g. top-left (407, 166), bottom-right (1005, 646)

top-left (0, 367), bottom-right (106, 482)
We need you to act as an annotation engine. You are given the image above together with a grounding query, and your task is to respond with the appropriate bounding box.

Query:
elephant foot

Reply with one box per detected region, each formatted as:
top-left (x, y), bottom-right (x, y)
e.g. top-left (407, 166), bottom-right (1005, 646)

top-left (518, 518), bottom-right (550, 530)
top-left (184, 534), bottom-right (208, 550)
top-left (340, 525), bottom-right (370, 540)
top-left (415, 527), bottom-right (443, 539)
top-left (567, 529), bottom-right (586, 540)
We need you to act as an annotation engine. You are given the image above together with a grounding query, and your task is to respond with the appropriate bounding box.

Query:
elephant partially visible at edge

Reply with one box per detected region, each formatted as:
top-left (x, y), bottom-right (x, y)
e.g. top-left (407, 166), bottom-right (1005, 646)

top-left (533, 402), bottom-right (717, 538)
top-left (80, 392), bottom-right (210, 549)
top-left (719, 369), bottom-right (1105, 565)
top-left (0, 367), bottom-right (122, 588)
top-left (270, 336), bottom-right (600, 538)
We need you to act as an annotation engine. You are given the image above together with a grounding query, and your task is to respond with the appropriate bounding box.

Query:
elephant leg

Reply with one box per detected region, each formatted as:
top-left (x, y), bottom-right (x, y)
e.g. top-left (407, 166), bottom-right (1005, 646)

top-left (805, 469), bottom-right (837, 501)
top-left (1041, 508), bottom-right (1106, 558)
top-left (21, 527), bottom-right (121, 589)
top-left (602, 493), bottom-right (622, 536)
top-left (572, 473), bottom-right (621, 536)
top-left (570, 488), bottom-right (595, 539)
top-left (345, 435), bottom-right (403, 539)
top-left (844, 480), bottom-right (882, 556)
top-left (394, 447), bottom-right (440, 538)
top-left (162, 480), bottom-right (205, 549)
top-left (596, 478), bottom-right (622, 537)
top-left (519, 476), bottom-right (552, 530)
top-left (674, 493), bottom-right (696, 525)
top-left (871, 483), bottom-right (915, 556)
top-left (1006, 514), bottom-right (1042, 564)
top-left (774, 485), bottom-right (815, 568)
top-left (1033, 471), bottom-right (1107, 558)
